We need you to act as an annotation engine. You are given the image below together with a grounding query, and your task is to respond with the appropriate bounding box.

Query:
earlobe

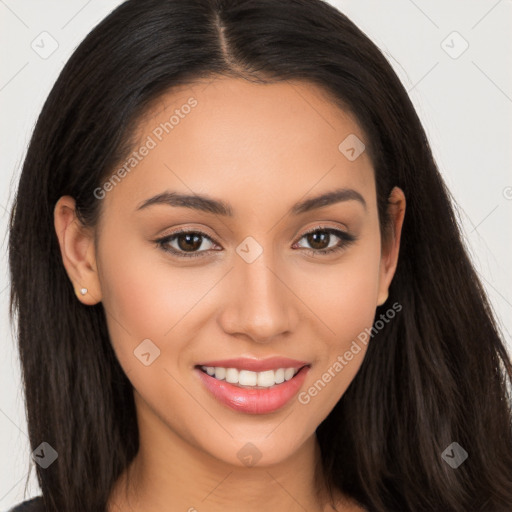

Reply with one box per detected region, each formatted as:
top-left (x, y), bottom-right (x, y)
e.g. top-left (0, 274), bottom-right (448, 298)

top-left (54, 196), bottom-right (102, 305)
top-left (377, 290), bottom-right (389, 307)
top-left (377, 187), bottom-right (406, 307)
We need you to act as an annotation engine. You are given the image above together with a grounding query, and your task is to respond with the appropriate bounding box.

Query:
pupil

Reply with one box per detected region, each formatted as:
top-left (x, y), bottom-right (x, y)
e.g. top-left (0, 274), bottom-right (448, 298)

top-left (308, 231), bottom-right (329, 250)
top-left (178, 233), bottom-right (201, 252)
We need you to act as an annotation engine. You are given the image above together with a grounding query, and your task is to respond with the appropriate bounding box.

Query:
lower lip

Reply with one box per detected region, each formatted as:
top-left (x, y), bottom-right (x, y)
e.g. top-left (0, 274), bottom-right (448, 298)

top-left (195, 366), bottom-right (310, 414)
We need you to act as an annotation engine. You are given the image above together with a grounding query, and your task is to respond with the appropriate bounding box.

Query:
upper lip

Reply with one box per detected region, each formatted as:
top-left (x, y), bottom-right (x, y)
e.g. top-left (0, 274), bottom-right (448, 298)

top-left (195, 357), bottom-right (310, 372)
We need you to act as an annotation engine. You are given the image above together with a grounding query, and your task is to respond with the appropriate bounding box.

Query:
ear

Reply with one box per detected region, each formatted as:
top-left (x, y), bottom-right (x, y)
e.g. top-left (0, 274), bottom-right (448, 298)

top-left (54, 196), bottom-right (102, 305)
top-left (377, 186), bottom-right (406, 306)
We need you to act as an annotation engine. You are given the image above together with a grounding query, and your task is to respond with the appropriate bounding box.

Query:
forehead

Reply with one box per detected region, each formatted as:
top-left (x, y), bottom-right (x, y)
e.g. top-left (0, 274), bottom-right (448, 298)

top-left (103, 77), bottom-right (375, 218)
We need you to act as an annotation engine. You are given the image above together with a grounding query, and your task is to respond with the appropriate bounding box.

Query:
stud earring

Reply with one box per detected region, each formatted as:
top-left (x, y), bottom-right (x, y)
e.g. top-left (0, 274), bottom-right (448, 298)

top-left (80, 288), bottom-right (88, 295)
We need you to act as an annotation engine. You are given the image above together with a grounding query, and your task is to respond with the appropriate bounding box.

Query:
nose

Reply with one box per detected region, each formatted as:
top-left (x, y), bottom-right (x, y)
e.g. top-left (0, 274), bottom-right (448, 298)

top-left (217, 253), bottom-right (299, 344)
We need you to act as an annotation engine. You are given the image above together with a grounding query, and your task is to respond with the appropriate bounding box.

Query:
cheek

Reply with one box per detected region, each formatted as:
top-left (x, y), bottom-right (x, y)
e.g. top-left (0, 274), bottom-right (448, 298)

top-left (98, 236), bottom-right (210, 339)
top-left (96, 233), bottom-right (200, 378)
top-left (297, 234), bottom-right (382, 346)
top-left (96, 239), bottom-right (210, 425)
top-left (295, 235), bottom-right (382, 412)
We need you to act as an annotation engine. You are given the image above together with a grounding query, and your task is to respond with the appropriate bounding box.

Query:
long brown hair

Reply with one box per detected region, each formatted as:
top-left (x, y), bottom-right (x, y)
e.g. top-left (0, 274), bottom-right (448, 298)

top-left (9, 0), bottom-right (512, 510)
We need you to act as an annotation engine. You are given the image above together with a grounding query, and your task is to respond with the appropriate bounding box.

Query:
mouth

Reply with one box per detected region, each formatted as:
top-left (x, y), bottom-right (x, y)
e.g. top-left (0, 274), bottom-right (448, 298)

top-left (194, 358), bottom-right (311, 414)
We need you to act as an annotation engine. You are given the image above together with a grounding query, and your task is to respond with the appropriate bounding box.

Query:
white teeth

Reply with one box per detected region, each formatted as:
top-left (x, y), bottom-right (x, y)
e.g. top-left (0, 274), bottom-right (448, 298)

top-left (284, 368), bottom-right (296, 381)
top-left (200, 366), bottom-right (302, 388)
top-left (214, 367), bottom-right (226, 380)
top-left (256, 370), bottom-right (274, 387)
top-left (225, 368), bottom-right (238, 384)
top-left (239, 370), bottom-right (258, 386)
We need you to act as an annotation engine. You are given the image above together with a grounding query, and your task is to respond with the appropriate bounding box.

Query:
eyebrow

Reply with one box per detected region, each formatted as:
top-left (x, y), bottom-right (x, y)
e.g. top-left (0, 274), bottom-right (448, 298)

top-left (135, 187), bottom-right (367, 216)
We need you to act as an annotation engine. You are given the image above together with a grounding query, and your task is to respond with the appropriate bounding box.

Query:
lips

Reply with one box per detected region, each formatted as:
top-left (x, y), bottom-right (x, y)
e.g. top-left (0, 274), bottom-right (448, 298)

top-left (194, 356), bottom-right (311, 414)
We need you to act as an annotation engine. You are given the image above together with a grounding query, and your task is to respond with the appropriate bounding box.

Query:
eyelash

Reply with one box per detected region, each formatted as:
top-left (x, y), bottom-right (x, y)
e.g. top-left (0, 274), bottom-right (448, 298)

top-left (153, 226), bottom-right (357, 259)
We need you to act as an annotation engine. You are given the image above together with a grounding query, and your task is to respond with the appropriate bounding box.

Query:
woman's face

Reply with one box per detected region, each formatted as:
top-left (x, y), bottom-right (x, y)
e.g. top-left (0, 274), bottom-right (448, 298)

top-left (60, 78), bottom-right (403, 467)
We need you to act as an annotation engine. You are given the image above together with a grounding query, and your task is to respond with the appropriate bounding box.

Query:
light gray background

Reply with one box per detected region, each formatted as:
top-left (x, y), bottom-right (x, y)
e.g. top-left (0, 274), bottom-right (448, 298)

top-left (1, 0), bottom-right (511, 508)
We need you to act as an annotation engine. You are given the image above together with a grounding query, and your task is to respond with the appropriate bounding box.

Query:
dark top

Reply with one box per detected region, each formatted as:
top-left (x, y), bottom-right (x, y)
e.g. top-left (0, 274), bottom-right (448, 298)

top-left (8, 497), bottom-right (44, 512)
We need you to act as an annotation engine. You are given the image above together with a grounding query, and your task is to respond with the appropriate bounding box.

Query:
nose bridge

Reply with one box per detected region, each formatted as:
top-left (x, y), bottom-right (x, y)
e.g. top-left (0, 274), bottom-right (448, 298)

top-left (218, 247), bottom-right (296, 342)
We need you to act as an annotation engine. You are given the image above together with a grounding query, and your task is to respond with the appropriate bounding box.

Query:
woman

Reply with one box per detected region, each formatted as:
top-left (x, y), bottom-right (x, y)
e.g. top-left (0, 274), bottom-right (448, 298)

top-left (8, 0), bottom-right (512, 510)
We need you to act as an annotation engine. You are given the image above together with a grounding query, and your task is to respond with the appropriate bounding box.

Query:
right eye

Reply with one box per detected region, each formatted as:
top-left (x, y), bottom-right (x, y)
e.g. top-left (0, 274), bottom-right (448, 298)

top-left (154, 229), bottom-right (219, 259)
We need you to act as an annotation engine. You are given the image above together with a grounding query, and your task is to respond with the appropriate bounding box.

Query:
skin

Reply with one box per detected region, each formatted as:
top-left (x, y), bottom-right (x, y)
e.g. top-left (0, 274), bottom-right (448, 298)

top-left (54, 77), bottom-right (405, 512)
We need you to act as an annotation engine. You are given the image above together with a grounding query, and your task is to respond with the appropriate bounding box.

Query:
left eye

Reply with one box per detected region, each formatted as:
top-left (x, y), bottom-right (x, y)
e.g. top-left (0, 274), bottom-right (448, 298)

top-left (154, 226), bottom-right (356, 259)
top-left (294, 227), bottom-right (355, 255)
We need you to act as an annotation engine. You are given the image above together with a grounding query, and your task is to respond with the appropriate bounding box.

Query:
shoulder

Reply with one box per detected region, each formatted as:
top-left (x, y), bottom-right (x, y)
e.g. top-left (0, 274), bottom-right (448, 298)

top-left (7, 497), bottom-right (44, 512)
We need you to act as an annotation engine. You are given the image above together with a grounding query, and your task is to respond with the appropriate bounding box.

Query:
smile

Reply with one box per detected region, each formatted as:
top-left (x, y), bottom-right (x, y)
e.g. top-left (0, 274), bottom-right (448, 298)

top-left (195, 362), bottom-right (311, 415)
